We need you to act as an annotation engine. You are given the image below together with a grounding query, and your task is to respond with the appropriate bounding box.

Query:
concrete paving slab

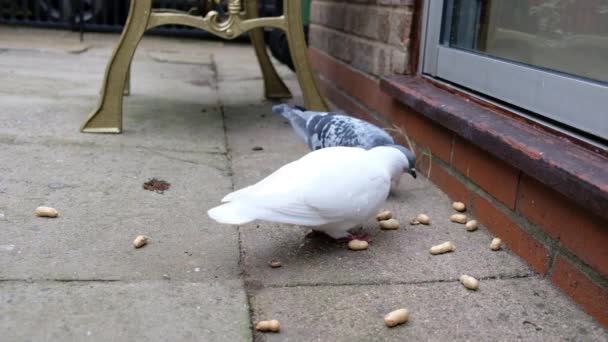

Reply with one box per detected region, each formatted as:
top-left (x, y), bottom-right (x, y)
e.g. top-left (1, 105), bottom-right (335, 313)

top-left (223, 104), bottom-right (532, 286)
top-left (217, 79), bottom-right (272, 107)
top-left (0, 27), bottom-right (91, 54)
top-left (0, 49), bottom-right (225, 153)
top-left (211, 44), bottom-right (296, 82)
top-left (217, 74), bottom-right (302, 107)
top-left (0, 280), bottom-right (251, 342)
top-left (0, 143), bottom-right (236, 281)
top-left (250, 278), bottom-right (607, 341)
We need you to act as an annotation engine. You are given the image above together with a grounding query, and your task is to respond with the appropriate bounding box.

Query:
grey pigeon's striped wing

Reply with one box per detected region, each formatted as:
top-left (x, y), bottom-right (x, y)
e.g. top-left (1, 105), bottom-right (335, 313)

top-left (306, 113), bottom-right (394, 150)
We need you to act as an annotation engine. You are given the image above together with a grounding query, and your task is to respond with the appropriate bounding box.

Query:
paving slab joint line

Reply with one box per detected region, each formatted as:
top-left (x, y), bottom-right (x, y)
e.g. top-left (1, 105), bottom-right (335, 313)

top-left (211, 52), bottom-right (257, 338)
top-left (138, 146), bottom-right (229, 172)
top-left (0, 279), bottom-right (121, 283)
top-left (0, 134), bottom-right (228, 156)
top-left (254, 272), bottom-right (539, 289)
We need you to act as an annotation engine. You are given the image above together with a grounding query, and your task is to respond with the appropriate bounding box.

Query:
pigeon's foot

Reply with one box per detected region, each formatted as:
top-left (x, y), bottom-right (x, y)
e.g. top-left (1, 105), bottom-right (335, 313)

top-left (305, 229), bottom-right (348, 242)
top-left (305, 229), bottom-right (324, 239)
top-left (335, 231), bottom-right (371, 243)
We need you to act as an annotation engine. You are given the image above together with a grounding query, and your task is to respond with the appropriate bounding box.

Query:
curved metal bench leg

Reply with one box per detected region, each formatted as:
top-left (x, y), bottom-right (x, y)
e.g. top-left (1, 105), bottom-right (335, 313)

top-left (124, 65), bottom-right (131, 96)
top-left (81, 0), bottom-right (152, 133)
top-left (283, 0), bottom-right (328, 111)
top-left (245, 0), bottom-right (291, 99)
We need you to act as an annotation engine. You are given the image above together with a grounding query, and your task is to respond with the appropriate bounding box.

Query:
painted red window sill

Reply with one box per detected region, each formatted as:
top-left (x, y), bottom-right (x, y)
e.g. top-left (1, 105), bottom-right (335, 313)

top-left (380, 75), bottom-right (608, 221)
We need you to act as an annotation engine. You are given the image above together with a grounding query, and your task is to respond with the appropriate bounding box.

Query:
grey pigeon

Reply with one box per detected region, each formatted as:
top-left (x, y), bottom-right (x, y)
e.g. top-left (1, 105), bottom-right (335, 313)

top-left (272, 104), bottom-right (417, 179)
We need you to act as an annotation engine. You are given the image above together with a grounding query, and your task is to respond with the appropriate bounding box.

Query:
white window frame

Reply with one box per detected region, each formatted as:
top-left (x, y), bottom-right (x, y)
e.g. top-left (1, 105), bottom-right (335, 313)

top-left (421, 0), bottom-right (608, 142)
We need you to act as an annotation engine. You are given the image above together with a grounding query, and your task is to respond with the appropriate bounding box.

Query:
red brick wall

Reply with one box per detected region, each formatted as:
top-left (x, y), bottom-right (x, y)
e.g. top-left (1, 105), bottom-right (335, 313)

top-left (309, 0), bottom-right (414, 76)
top-left (309, 0), bottom-right (608, 327)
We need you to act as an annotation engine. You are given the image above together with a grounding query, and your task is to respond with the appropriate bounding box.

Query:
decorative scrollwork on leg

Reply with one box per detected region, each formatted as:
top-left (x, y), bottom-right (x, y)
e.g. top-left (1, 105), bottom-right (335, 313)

top-left (202, 0), bottom-right (241, 37)
top-left (147, 0), bottom-right (284, 40)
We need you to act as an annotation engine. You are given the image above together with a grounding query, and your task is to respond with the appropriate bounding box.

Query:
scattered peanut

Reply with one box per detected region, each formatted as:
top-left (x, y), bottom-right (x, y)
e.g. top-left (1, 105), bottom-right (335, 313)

top-left (459, 275), bottom-right (480, 290)
top-left (376, 210), bottom-right (393, 221)
top-left (430, 241), bottom-right (456, 255)
top-left (449, 214), bottom-right (467, 224)
top-left (490, 238), bottom-right (502, 251)
top-left (452, 202), bottom-right (466, 212)
top-left (269, 260), bottom-right (282, 268)
top-left (348, 239), bottom-right (369, 251)
top-left (133, 235), bottom-right (149, 248)
top-left (35, 206), bottom-right (58, 218)
top-left (416, 214), bottom-right (431, 225)
top-left (379, 218), bottom-right (400, 230)
top-left (465, 220), bottom-right (478, 232)
top-left (384, 308), bottom-right (409, 328)
top-left (255, 320), bottom-right (280, 332)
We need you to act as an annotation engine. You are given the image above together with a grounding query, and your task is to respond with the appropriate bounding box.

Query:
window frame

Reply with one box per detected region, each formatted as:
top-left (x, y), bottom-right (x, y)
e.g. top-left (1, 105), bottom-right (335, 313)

top-left (421, 0), bottom-right (608, 142)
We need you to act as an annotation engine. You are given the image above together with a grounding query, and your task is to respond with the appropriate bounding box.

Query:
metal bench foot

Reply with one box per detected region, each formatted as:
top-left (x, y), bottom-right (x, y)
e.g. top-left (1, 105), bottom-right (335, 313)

top-left (246, 0), bottom-right (292, 100)
top-left (81, 0), bottom-right (151, 133)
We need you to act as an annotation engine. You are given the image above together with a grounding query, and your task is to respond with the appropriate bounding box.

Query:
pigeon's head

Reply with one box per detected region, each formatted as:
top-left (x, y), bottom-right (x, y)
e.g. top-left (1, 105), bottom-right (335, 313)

top-left (271, 103), bottom-right (291, 115)
top-left (271, 103), bottom-right (306, 116)
top-left (386, 144), bottom-right (417, 179)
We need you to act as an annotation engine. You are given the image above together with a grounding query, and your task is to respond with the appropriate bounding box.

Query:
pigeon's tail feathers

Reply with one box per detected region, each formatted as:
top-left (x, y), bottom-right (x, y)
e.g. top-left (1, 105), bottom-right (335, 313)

top-left (207, 202), bottom-right (256, 225)
top-left (221, 184), bottom-right (255, 203)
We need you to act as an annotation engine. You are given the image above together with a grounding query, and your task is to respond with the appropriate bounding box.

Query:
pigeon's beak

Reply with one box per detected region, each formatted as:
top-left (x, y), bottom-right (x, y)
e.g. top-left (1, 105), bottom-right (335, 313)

top-left (410, 169), bottom-right (417, 179)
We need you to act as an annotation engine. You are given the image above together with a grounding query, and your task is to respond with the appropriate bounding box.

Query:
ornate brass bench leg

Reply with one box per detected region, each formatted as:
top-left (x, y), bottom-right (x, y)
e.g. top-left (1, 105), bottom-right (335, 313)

top-left (81, 0), bottom-right (152, 133)
top-left (245, 0), bottom-right (291, 99)
top-left (283, 0), bottom-right (328, 111)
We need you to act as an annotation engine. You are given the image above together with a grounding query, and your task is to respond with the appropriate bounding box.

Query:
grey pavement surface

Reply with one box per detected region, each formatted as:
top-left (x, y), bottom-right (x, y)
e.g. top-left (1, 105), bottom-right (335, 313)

top-left (0, 27), bottom-right (606, 341)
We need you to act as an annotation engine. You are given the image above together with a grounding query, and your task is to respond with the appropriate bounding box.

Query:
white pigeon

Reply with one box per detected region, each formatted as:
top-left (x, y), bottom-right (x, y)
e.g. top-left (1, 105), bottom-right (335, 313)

top-left (207, 145), bottom-right (411, 239)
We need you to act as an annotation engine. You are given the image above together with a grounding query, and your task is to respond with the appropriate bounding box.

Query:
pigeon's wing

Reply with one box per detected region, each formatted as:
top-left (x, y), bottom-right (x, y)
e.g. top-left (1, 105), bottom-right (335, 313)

top-left (307, 114), bottom-right (394, 150)
top-left (227, 148), bottom-right (391, 226)
top-left (221, 161), bottom-right (300, 202)
top-left (222, 146), bottom-right (362, 203)
top-left (254, 163), bottom-right (391, 226)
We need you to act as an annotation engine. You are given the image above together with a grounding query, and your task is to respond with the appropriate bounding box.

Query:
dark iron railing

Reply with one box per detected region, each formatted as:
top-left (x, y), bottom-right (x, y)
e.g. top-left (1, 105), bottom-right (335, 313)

top-left (0, 1), bottom-right (278, 38)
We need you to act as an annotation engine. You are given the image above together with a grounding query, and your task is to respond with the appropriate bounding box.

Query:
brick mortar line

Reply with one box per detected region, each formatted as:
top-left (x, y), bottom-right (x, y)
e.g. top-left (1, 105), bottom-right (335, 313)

top-left (311, 46), bottom-right (383, 82)
top-left (310, 23), bottom-right (408, 53)
top-left (515, 173), bottom-right (556, 279)
top-left (317, 74), bottom-right (390, 127)
top-left (314, 59), bottom-right (608, 290)
top-left (546, 245), bottom-right (608, 290)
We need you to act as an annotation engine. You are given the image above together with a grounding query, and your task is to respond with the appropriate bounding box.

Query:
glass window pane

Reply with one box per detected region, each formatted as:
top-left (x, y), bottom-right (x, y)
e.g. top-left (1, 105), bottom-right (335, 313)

top-left (443, 0), bottom-right (608, 84)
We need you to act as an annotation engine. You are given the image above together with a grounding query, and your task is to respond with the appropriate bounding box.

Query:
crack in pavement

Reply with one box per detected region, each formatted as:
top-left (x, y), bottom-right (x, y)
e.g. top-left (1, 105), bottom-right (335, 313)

top-left (210, 52), bottom-right (258, 339)
top-left (0, 273), bottom-right (540, 286)
top-left (247, 272), bottom-right (539, 290)
top-left (0, 279), bottom-right (121, 283)
top-left (0, 135), bottom-right (228, 156)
